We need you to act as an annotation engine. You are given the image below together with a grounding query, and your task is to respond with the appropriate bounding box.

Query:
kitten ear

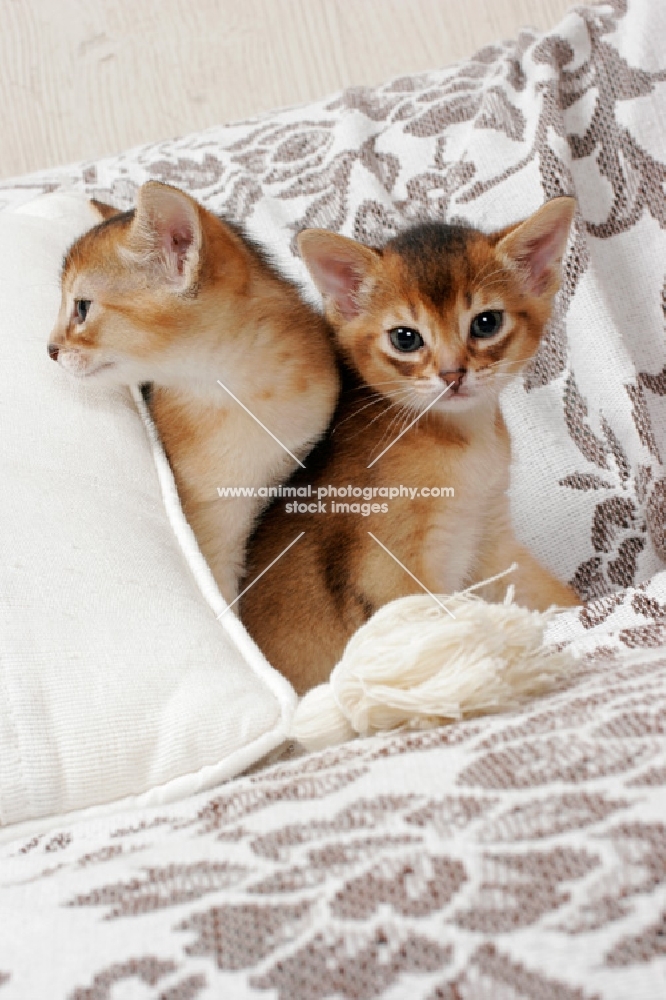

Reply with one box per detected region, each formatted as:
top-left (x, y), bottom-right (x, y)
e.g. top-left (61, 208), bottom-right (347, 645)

top-left (496, 197), bottom-right (576, 298)
top-left (90, 198), bottom-right (122, 221)
top-left (297, 230), bottom-right (379, 320)
top-left (129, 181), bottom-right (202, 292)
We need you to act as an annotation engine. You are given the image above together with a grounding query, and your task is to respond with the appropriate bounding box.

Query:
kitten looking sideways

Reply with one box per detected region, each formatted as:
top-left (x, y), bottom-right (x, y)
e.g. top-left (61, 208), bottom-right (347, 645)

top-left (241, 198), bottom-right (580, 693)
top-left (48, 182), bottom-right (339, 605)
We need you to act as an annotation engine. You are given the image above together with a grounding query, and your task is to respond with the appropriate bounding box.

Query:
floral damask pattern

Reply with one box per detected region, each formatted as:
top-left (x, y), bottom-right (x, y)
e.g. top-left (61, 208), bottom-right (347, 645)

top-left (0, 647), bottom-right (665, 998)
top-left (2, 0), bottom-right (666, 996)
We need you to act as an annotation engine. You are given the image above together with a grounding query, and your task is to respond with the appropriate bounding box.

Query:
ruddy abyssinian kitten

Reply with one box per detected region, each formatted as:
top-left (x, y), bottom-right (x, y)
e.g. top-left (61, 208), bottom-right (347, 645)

top-left (48, 181), bottom-right (339, 604)
top-left (241, 198), bottom-right (580, 693)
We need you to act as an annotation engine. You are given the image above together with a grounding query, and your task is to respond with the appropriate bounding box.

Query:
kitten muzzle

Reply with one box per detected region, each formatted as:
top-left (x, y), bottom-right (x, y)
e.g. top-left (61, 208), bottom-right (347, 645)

top-left (52, 347), bottom-right (116, 378)
top-left (439, 368), bottom-right (467, 393)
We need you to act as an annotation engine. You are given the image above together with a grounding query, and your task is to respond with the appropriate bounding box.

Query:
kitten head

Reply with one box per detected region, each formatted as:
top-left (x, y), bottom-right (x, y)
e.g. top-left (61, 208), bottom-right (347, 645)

top-left (48, 182), bottom-right (246, 384)
top-left (298, 198), bottom-right (575, 414)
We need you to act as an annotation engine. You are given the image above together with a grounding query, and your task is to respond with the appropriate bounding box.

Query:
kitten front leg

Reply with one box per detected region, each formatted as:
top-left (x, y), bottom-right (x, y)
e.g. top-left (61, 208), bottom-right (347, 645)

top-left (356, 523), bottom-right (475, 614)
top-left (477, 534), bottom-right (579, 611)
top-left (182, 495), bottom-right (262, 608)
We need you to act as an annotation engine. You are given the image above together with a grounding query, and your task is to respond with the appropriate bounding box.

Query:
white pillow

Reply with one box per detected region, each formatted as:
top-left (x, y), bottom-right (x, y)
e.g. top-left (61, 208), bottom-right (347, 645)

top-left (0, 193), bottom-right (296, 831)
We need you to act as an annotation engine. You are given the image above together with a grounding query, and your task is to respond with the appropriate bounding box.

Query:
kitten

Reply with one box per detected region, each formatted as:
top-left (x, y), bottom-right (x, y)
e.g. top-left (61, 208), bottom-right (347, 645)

top-left (49, 182), bottom-right (339, 605)
top-left (241, 198), bottom-right (580, 693)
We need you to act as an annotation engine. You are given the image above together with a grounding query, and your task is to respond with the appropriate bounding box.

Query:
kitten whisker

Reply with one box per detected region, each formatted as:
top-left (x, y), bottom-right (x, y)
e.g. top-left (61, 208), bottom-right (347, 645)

top-left (332, 394), bottom-right (399, 433)
top-left (472, 262), bottom-right (506, 283)
top-left (472, 271), bottom-right (519, 298)
top-left (473, 279), bottom-right (511, 296)
top-left (355, 400), bottom-right (406, 442)
top-left (371, 401), bottom-right (410, 457)
top-left (478, 359), bottom-right (524, 374)
top-left (482, 368), bottom-right (522, 377)
top-left (471, 259), bottom-right (500, 284)
top-left (348, 379), bottom-right (412, 388)
top-left (340, 390), bottom-right (416, 442)
top-left (370, 393), bottom-right (425, 460)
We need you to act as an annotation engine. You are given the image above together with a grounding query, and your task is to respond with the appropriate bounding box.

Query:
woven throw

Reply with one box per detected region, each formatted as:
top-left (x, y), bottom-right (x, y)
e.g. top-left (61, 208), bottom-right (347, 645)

top-left (1, 646), bottom-right (664, 998)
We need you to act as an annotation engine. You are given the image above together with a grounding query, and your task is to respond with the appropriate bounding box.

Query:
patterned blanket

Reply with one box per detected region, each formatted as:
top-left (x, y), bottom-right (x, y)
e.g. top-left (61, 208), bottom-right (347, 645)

top-left (1, 647), bottom-right (665, 998)
top-left (1, 0), bottom-right (665, 995)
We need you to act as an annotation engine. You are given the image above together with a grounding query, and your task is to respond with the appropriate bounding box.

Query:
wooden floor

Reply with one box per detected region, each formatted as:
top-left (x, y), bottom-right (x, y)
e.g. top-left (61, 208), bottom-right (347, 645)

top-left (0, 0), bottom-right (572, 180)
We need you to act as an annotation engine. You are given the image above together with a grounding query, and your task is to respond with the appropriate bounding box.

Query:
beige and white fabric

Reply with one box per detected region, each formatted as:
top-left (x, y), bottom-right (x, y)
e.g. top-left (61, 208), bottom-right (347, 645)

top-left (0, 645), bottom-right (665, 999)
top-left (0, 0), bottom-right (665, 995)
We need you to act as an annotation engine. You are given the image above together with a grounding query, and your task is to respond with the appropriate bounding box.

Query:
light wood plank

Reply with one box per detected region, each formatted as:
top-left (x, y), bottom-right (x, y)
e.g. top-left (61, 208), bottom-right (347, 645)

top-left (0, 0), bottom-right (573, 179)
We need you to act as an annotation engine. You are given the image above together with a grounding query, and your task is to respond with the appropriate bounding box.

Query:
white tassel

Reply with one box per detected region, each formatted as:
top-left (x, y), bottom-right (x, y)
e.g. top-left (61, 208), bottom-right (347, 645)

top-left (291, 578), bottom-right (576, 752)
top-left (287, 683), bottom-right (355, 753)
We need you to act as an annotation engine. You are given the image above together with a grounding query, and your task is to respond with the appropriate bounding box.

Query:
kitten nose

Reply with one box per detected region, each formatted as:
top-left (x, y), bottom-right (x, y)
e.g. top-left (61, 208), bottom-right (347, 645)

top-left (440, 368), bottom-right (466, 392)
top-left (47, 344), bottom-right (60, 361)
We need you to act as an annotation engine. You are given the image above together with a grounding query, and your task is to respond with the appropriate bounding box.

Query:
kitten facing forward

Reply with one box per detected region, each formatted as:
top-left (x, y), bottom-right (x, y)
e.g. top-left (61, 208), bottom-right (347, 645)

top-left (49, 182), bottom-right (339, 604)
top-left (241, 198), bottom-right (580, 693)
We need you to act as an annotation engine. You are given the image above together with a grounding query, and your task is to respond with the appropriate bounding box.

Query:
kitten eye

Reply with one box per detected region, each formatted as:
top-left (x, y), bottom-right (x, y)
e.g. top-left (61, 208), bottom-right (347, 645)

top-left (389, 326), bottom-right (424, 353)
top-left (470, 310), bottom-right (503, 339)
top-left (74, 299), bottom-right (91, 323)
